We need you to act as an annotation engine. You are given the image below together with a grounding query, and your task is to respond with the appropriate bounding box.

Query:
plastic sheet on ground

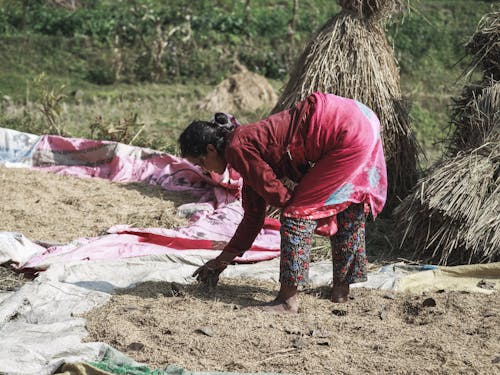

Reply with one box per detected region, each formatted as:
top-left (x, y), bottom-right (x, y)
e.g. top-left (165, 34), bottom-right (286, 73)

top-left (0, 279), bottom-right (109, 375)
top-left (2, 246), bottom-right (499, 374)
top-left (0, 127), bottom-right (281, 269)
top-left (55, 347), bottom-right (287, 375)
top-left (0, 128), bottom-right (39, 167)
top-left (2, 127), bottom-right (499, 374)
top-left (0, 127), bottom-right (240, 205)
top-left (0, 232), bottom-right (46, 265)
top-left (398, 262), bottom-right (500, 294)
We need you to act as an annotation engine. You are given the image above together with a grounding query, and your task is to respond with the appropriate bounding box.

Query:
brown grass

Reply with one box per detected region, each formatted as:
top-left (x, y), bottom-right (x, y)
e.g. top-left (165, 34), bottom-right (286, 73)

top-left (447, 78), bottom-right (499, 156)
top-left (394, 10), bottom-right (499, 266)
top-left (465, 11), bottom-right (500, 78)
top-left (337, 0), bottom-right (406, 20)
top-left (394, 142), bottom-right (499, 265)
top-left (272, 2), bottom-right (419, 208)
top-left (198, 67), bottom-right (277, 114)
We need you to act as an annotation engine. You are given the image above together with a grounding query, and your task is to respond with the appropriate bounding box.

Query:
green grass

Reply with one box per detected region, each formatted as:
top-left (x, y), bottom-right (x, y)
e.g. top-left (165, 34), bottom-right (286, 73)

top-left (0, 80), bottom-right (279, 155)
top-left (1, 1), bottom-right (497, 163)
top-left (0, 1), bottom-right (497, 264)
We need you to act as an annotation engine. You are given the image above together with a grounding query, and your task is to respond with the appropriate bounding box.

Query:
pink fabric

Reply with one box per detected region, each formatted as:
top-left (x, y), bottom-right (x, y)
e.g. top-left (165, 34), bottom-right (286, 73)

top-left (15, 135), bottom-right (282, 269)
top-left (283, 93), bottom-right (387, 235)
top-left (32, 134), bottom-right (241, 206)
top-left (22, 202), bottom-right (280, 269)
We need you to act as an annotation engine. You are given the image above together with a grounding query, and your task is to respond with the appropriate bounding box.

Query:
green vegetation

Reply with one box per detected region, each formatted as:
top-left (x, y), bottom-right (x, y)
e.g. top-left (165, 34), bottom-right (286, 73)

top-left (0, 0), bottom-right (497, 159)
top-left (0, 0), bottom-right (497, 262)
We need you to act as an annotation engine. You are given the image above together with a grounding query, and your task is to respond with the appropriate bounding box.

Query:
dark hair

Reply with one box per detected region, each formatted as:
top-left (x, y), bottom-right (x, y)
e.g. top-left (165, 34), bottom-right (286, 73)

top-left (178, 116), bottom-right (235, 158)
top-left (214, 112), bottom-right (230, 126)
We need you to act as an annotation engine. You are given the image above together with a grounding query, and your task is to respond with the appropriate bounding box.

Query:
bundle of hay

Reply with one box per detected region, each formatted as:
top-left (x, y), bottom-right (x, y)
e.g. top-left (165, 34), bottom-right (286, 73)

top-left (337, 0), bottom-right (404, 20)
top-left (465, 11), bottom-right (500, 79)
top-left (447, 78), bottom-right (499, 156)
top-left (272, 0), bottom-right (419, 210)
top-left (394, 142), bottom-right (499, 265)
top-left (199, 65), bottom-right (277, 114)
top-left (394, 10), bottom-right (499, 265)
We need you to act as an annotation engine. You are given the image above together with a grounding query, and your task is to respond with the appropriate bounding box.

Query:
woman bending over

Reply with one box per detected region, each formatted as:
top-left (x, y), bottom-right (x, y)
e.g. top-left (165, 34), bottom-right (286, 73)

top-left (178, 92), bottom-right (387, 313)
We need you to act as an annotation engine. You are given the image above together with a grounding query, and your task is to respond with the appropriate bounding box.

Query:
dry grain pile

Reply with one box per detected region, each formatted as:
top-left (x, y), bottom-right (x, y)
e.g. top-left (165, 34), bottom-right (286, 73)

top-left (394, 11), bottom-right (500, 265)
top-left (198, 64), bottom-right (277, 114)
top-left (2, 166), bottom-right (499, 374)
top-left (82, 279), bottom-right (500, 374)
top-left (272, 0), bottom-right (419, 208)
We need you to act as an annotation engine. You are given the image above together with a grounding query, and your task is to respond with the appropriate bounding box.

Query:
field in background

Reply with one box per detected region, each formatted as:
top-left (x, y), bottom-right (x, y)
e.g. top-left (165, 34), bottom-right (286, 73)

top-left (0, 1), bottom-right (497, 260)
top-left (1, 1), bottom-right (498, 164)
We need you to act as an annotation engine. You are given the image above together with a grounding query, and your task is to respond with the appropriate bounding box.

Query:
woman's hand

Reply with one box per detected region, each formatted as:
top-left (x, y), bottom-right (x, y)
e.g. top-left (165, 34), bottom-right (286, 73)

top-left (192, 252), bottom-right (237, 290)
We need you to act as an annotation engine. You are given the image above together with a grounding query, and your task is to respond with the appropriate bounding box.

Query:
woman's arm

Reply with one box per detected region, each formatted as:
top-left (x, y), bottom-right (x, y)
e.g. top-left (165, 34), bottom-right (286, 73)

top-left (192, 184), bottom-right (266, 287)
top-left (223, 183), bottom-right (267, 256)
top-left (227, 143), bottom-right (293, 208)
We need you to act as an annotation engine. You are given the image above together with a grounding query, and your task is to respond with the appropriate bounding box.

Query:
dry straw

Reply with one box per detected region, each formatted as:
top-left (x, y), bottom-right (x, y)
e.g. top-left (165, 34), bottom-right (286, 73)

top-left (337, 0), bottom-right (405, 20)
top-left (447, 78), bottom-right (499, 156)
top-left (465, 11), bottom-right (500, 79)
top-left (394, 9), bottom-right (499, 265)
top-left (394, 142), bottom-right (499, 265)
top-left (272, 0), bottom-right (419, 208)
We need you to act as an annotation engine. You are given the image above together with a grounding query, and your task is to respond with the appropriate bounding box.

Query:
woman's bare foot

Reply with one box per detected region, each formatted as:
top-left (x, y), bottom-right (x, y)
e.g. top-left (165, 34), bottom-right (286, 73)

top-left (262, 298), bottom-right (298, 314)
top-left (248, 298), bottom-right (298, 314)
top-left (331, 282), bottom-right (350, 303)
top-left (248, 284), bottom-right (299, 314)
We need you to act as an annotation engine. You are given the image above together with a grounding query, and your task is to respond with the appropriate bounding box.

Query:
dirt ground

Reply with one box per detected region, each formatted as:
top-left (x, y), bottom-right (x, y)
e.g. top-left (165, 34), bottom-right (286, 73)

top-left (1, 166), bottom-right (499, 374)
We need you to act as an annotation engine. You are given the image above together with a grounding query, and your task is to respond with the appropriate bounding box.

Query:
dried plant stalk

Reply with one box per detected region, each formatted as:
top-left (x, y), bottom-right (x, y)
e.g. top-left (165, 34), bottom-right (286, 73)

top-left (336, 0), bottom-right (405, 20)
top-left (394, 9), bottom-right (499, 265)
top-left (273, 7), bottom-right (419, 207)
top-left (395, 143), bottom-right (499, 265)
top-left (447, 79), bottom-right (499, 156)
top-left (465, 11), bottom-right (500, 78)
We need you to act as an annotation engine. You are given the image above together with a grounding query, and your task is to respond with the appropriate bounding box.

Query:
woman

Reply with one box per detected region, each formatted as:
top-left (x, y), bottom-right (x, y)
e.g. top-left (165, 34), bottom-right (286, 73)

top-left (179, 92), bottom-right (387, 313)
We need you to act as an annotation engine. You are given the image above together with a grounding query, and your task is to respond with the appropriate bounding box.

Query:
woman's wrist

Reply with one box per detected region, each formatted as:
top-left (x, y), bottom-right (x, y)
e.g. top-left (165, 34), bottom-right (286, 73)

top-left (216, 251), bottom-right (238, 264)
top-left (205, 259), bottom-right (228, 270)
top-left (203, 251), bottom-right (238, 271)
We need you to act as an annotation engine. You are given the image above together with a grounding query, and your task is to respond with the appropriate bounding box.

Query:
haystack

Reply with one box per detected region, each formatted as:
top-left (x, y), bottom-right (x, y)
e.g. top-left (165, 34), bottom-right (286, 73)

top-left (199, 65), bottom-right (277, 114)
top-left (272, 0), bottom-right (419, 209)
top-left (447, 77), bottom-right (499, 156)
top-left (447, 11), bottom-right (499, 156)
top-left (465, 11), bottom-right (499, 79)
top-left (394, 11), bottom-right (499, 265)
top-left (394, 141), bottom-right (499, 265)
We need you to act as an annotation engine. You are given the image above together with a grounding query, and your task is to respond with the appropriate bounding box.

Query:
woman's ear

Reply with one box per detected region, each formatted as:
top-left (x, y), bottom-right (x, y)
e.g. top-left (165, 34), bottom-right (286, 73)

top-left (206, 144), bottom-right (217, 155)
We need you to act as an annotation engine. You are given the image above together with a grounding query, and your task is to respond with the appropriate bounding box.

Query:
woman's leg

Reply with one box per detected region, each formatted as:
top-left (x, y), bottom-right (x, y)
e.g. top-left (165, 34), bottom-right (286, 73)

top-left (330, 203), bottom-right (367, 302)
top-left (259, 216), bottom-right (317, 313)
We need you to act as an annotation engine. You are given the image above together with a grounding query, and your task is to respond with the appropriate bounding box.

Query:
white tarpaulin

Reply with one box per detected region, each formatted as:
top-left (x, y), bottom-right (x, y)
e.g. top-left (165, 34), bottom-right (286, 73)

top-left (2, 230), bottom-right (499, 374)
top-left (2, 127), bottom-right (498, 374)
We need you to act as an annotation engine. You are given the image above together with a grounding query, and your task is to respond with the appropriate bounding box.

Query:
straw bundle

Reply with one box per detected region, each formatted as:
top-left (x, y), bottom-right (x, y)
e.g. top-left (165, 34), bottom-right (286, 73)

top-left (394, 10), bottom-right (499, 265)
top-left (337, 0), bottom-right (405, 20)
top-left (395, 75), bottom-right (499, 265)
top-left (465, 11), bottom-right (500, 78)
top-left (394, 143), bottom-right (499, 265)
top-left (447, 79), bottom-right (500, 156)
top-left (198, 68), bottom-right (277, 114)
top-left (272, 0), bottom-right (418, 209)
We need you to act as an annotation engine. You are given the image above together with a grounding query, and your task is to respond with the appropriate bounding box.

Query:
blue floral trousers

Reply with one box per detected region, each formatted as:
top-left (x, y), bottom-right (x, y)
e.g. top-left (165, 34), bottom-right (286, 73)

top-left (280, 203), bottom-right (368, 287)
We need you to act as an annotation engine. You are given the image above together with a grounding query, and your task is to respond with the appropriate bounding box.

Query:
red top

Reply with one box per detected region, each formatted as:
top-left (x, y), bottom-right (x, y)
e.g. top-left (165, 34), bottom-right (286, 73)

top-left (222, 92), bottom-right (387, 255)
top-left (222, 100), bottom-right (314, 255)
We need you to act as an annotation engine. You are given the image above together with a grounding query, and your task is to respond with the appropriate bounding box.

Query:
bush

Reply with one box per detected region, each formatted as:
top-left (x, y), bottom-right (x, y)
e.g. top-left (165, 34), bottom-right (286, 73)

top-left (86, 64), bottom-right (116, 85)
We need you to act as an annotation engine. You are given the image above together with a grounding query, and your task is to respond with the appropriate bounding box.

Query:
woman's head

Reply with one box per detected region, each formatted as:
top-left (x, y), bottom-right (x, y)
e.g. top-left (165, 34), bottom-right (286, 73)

top-left (178, 113), bottom-right (235, 174)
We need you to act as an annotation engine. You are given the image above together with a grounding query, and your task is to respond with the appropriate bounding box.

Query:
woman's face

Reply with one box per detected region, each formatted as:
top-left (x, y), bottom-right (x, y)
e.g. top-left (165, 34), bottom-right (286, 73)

top-left (187, 144), bottom-right (227, 174)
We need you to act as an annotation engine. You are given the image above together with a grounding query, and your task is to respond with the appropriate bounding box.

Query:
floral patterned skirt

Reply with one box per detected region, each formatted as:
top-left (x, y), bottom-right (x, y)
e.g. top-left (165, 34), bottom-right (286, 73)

top-left (280, 203), bottom-right (367, 286)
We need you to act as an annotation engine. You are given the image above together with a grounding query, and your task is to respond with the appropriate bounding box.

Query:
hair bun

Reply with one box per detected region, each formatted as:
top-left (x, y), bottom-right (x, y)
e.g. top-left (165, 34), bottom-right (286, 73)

top-left (214, 112), bottom-right (229, 126)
